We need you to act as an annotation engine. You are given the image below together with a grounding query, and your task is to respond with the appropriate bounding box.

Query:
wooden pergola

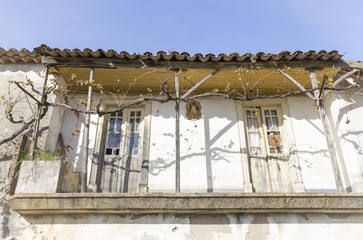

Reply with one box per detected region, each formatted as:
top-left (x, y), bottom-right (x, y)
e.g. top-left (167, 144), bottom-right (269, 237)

top-left (29, 50), bottom-right (363, 193)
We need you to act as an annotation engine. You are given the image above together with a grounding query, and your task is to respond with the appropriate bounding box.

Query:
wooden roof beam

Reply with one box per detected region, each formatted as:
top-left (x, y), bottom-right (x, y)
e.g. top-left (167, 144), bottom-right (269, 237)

top-left (276, 68), bottom-right (316, 100)
top-left (181, 69), bottom-right (220, 98)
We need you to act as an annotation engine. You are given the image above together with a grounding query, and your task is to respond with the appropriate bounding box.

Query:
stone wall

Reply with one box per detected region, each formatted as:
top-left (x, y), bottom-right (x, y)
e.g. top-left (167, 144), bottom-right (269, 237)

top-left (2, 212), bottom-right (363, 240)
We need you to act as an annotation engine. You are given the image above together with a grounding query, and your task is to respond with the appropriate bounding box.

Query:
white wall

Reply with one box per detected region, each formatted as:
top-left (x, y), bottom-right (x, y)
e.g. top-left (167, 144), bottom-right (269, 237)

top-left (3, 213), bottom-right (363, 240)
top-left (0, 64), bottom-right (45, 156)
top-left (287, 96), bottom-right (337, 191)
top-left (148, 99), bottom-right (245, 192)
top-left (325, 88), bottom-right (363, 192)
top-left (57, 93), bottom-right (363, 193)
top-left (59, 95), bottom-right (99, 173)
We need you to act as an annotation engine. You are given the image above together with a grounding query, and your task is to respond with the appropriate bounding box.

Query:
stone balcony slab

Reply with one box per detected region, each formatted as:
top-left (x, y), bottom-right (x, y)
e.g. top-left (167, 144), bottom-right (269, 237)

top-left (8, 193), bottom-right (363, 215)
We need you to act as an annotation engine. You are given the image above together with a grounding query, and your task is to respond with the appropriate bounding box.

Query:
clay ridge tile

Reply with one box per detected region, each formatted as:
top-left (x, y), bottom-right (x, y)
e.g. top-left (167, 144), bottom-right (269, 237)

top-left (0, 44), bottom-right (344, 64)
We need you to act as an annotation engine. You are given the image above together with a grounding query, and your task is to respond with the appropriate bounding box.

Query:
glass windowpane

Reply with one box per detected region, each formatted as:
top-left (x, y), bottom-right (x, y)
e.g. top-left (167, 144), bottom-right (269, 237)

top-left (130, 118), bottom-right (135, 131)
top-left (128, 133), bottom-right (140, 148)
top-left (265, 117), bottom-right (272, 130)
top-left (116, 119), bottom-right (122, 132)
top-left (253, 118), bottom-right (258, 130)
top-left (107, 132), bottom-right (121, 147)
top-left (271, 110), bottom-right (277, 115)
top-left (246, 110), bottom-right (251, 116)
top-left (130, 111), bottom-right (135, 117)
top-left (109, 118), bottom-right (115, 131)
top-left (136, 118), bottom-right (140, 131)
top-left (248, 132), bottom-right (260, 147)
top-left (247, 118), bottom-right (252, 130)
top-left (105, 148), bottom-right (112, 155)
top-left (136, 111), bottom-right (141, 117)
top-left (272, 117), bottom-right (279, 130)
top-left (276, 146), bottom-right (282, 153)
top-left (264, 110), bottom-right (270, 116)
top-left (114, 148), bottom-right (120, 155)
top-left (117, 111), bottom-right (123, 117)
top-left (111, 112), bottom-right (116, 117)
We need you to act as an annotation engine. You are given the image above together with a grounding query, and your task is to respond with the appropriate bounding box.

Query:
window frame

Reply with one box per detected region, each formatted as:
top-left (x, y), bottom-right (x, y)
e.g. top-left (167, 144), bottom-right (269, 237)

top-left (103, 107), bottom-right (145, 160)
top-left (243, 106), bottom-right (286, 158)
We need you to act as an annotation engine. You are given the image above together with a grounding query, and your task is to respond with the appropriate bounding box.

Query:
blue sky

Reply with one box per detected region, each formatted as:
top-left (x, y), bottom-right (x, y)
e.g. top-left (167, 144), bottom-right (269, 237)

top-left (1, 0), bottom-right (362, 60)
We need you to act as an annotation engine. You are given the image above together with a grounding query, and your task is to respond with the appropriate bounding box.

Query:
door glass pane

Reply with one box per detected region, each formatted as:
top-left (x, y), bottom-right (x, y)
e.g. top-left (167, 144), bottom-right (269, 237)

top-left (128, 133), bottom-right (140, 155)
top-left (248, 132), bottom-right (260, 147)
top-left (247, 118), bottom-right (252, 130)
top-left (130, 118), bottom-right (135, 131)
top-left (109, 118), bottom-right (115, 131)
top-left (116, 119), bottom-right (122, 132)
top-left (107, 132), bottom-right (121, 147)
top-left (265, 117), bottom-right (272, 130)
top-left (135, 118), bottom-right (140, 131)
top-left (272, 117), bottom-right (279, 130)
top-left (253, 118), bottom-right (258, 130)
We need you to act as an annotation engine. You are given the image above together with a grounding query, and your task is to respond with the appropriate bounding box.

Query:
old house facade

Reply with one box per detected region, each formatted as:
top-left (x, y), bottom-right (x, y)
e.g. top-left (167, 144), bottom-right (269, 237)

top-left (1, 45), bottom-right (363, 239)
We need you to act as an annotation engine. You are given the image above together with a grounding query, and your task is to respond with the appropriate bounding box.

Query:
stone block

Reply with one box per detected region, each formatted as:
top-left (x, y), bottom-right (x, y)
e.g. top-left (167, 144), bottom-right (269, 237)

top-left (15, 160), bottom-right (79, 193)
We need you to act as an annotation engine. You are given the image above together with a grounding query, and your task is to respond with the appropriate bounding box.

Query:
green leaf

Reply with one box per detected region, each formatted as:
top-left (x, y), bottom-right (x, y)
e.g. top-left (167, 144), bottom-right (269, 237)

top-left (211, 89), bottom-right (219, 93)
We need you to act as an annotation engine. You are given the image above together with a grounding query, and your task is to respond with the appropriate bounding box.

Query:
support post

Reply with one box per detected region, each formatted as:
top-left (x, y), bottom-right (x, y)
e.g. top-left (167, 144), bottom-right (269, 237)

top-left (81, 67), bottom-right (94, 193)
top-left (175, 72), bottom-right (180, 193)
top-left (29, 65), bottom-right (49, 161)
top-left (310, 71), bottom-right (346, 192)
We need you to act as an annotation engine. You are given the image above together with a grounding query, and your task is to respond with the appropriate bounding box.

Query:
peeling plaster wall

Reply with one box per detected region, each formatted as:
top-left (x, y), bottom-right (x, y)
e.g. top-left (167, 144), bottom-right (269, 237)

top-left (0, 64), bottom-right (45, 158)
top-left (2, 212), bottom-right (363, 240)
top-left (0, 64), bottom-right (66, 239)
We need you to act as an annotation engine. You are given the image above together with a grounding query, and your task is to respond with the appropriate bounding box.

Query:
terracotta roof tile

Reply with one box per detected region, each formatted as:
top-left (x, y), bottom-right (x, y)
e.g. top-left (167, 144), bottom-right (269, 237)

top-left (0, 44), bottom-right (343, 64)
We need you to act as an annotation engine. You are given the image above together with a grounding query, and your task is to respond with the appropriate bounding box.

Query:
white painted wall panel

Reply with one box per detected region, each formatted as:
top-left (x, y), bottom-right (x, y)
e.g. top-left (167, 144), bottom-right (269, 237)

top-left (287, 96), bottom-right (336, 191)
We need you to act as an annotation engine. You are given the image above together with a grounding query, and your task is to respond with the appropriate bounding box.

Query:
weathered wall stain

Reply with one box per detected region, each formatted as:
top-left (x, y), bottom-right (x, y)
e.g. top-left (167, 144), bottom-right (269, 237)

top-left (188, 215), bottom-right (232, 240)
top-left (246, 214), bottom-right (270, 240)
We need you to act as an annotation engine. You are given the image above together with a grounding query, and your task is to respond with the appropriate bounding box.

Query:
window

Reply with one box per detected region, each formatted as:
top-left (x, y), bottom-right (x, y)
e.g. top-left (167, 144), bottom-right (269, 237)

top-left (100, 108), bottom-right (145, 193)
top-left (104, 109), bottom-right (143, 157)
top-left (244, 107), bottom-right (284, 156)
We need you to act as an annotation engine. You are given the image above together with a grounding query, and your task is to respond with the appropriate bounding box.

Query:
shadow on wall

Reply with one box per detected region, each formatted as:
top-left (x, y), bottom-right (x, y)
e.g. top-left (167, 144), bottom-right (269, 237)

top-left (341, 130), bottom-right (363, 178)
top-left (149, 111), bottom-right (241, 193)
top-left (61, 114), bottom-right (98, 172)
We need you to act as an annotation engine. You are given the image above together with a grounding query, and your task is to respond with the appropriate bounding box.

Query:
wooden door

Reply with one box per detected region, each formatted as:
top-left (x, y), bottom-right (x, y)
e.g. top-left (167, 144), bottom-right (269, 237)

top-left (100, 109), bottom-right (144, 193)
top-left (244, 107), bottom-right (292, 192)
